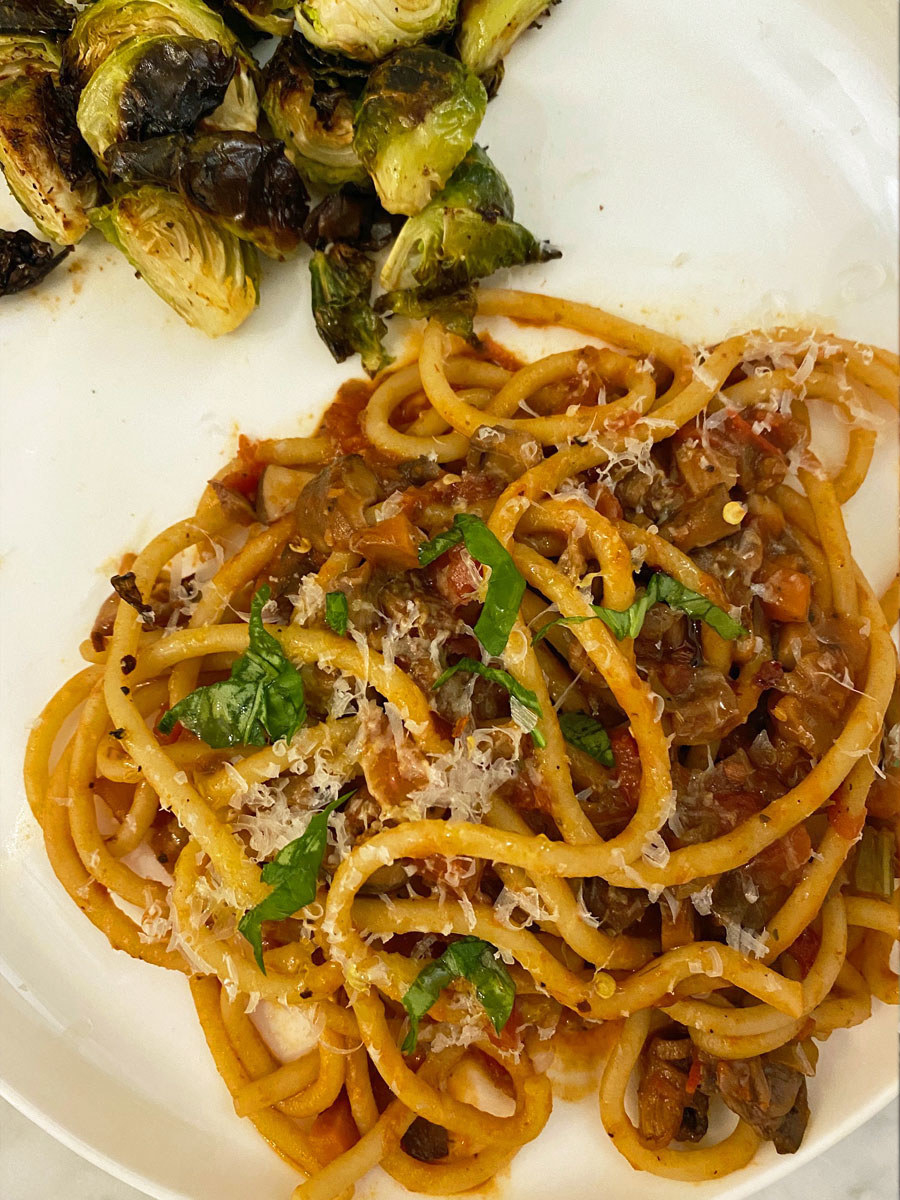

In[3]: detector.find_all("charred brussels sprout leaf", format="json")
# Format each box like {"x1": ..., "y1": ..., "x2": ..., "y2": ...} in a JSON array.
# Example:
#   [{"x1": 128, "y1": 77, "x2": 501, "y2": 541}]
[
  {"x1": 0, "y1": 34, "x2": 61, "y2": 83},
  {"x1": 457, "y1": 0, "x2": 557, "y2": 81},
  {"x1": 262, "y1": 33, "x2": 367, "y2": 189},
  {"x1": 91, "y1": 185, "x2": 260, "y2": 335},
  {"x1": 295, "y1": 0, "x2": 459, "y2": 63},
  {"x1": 376, "y1": 284, "x2": 477, "y2": 342},
  {"x1": 0, "y1": 0, "x2": 74, "y2": 35},
  {"x1": 354, "y1": 46, "x2": 486, "y2": 216},
  {"x1": 302, "y1": 186, "x2": 399, "y2": 251},
  {"x1": 217, "y1": 0, "x2": 292, "y2": 37},
  {"x1": 0, "y1": 227, "x2": 71, "y2": 294},
  {"x1": 63, "y1": 0, "x2": 258, "y2": 133},
  {"x1": 106, "y1": 131, "x2": 309, "y2": 259},
  {"x1": 380, "y1": 144, "x2": 559, "y2": 293},
  {"x1": 77, "y1": 35, "x2": 237, "y2": 161},
  {"x1": 0, "y1": 72, "x2": 97, "y2": 243},
  {"x1": 309, "y1": 243, "x2": 391, "y2": 376}
]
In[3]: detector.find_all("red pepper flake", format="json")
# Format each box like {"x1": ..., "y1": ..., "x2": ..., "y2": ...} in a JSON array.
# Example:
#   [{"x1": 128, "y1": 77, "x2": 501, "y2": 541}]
[{"x1": 686, "y1": 1052, "x2": 702, "y2": 1096}]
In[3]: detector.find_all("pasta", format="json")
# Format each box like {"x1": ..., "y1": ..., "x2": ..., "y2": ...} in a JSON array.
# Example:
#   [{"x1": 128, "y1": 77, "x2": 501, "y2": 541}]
[{"x1": 26, "y1": 289, "x2": 899, "y2": 1196}]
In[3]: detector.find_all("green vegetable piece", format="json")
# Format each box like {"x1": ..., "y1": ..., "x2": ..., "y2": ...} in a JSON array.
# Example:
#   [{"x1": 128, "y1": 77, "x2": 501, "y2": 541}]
[
  {"x1": 325, "y1": 591, "x2": 349, "y2": 636},
  {"x1": 76, "y1": 34, "x2": 237, "y2": 162},
  {"x1": 159, "y1": 585, "x2": 305, "y2": 747},
  {"x1": 63, "y1": 0, "x2": 258, "y2": 131},
  {"x1": 0, "y1": 71, "x2": 98, "y2": 244},
  {"x1": 433, "y1": 657, "x2": 542, "y2": 745},
  {"x1": 647, "y1": 573, "x2": 748, "y2": 640},
  {"x1": 375, "y1": 284, "x2": 477, "y2": 343},
  {"x1": 401, "y1": 935, "x2": 515, "y2": 1053},
  {"x1": 309, "y1": 242, "x2": 392, "y2": 377},
  {"x1": 222, "y1": 0, "x2": 293, "y2": 37},
  {"x1": 380, "y1": 145, "x2": 559, "y2": 294},
  {"x1": 0, "y1": 0, "x2": 74, "y2": 36},
  {"x1": 262, "y1": 33, "x2": 367, "y2": 190},
  {"x1": 91, "y1": 185, "x2": 260, "y2": 336},
  {"x1": 418, "y1": 512, "x2": 524, "y2": 657},
  {"x1": 354, "y1": 46, "x2": 486, "y2": 216},
  {"x1": 238, "y1": 790, "x2": 354, "y2": 972},
  {"x1": 295, "y1": 0, "x2": 459, "y2": 64},
  {"x1": 558, "y1": 712, "x2": 614, "y2": 768},
  {"x1": 853, "y1": 826, "x2": 895, "y2": 900},
  {"x1": 0, "y1": 34, "x2": 61, "y2": 85},
  {"x1": 457, "y1": 0, "x2": 556, "y2": 79}
]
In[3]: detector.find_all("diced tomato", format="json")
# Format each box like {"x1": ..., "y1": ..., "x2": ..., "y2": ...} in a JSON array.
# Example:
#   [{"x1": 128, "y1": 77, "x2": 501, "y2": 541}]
[
  {"x1": 309, "y1": 1092, "x2": 359, "y2": 1165},
  {"x1": 155, "y1": 718, "x2": 183, "y2": 746},
  {"x1": 751, "y1": 824, "x2": 812, "y2": 892},
  {"x1": 433, "y1": 545, "x2": 481, "y2": 607},
  {"x1": 867, "y1": 772, "x2": 900, "y2": 821},
  {"x1": 721, "y1": 412, "x2": 784, "y2": 458},
  {"x1": 609, "y1": 727, "x2": 642, "y2": 808},
  {"x1": 787, "y1": 925, "x2": 821, "y2": 978}
]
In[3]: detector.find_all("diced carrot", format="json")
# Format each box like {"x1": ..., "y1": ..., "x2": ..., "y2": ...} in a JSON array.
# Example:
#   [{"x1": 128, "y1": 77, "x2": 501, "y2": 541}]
[
  {"x1": 309, "y1": 1092, "x2": 359, "y2": 1166},
  {"x1": 350, "y1": 514, "x2": 422, "y2": 570},
  {"x1": 759, "y1": 567, "x2": 811, "y2": 624}
]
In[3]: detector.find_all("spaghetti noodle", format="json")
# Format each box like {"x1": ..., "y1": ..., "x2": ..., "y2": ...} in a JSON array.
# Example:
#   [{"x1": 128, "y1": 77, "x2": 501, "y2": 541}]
[{"x1": 25, "y1": 290, "x2": 900, "y2": 1196}]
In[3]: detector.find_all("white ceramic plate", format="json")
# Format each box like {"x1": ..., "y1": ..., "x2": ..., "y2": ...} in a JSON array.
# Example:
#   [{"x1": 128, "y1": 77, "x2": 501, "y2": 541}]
[{"x1": 0, "y1": 2, "x2": 897, "y2": 1198}]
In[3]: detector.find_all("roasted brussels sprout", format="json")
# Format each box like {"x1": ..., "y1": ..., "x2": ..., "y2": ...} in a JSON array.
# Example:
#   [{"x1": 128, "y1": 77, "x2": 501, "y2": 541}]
[
  {"x1": 380, "y1": 144, "x2": 558, "y2": 292},
  {"x1": 261, "y1": 34, "x2": 367, "y2": 190},
  {"x1": 63, "y1": 0, "x2": 258, "y2": 131},
  {"x1": 353, "y1": 46, "x2": 486, "y2": 215},
  {"x1": 309, "y1": 242, "x2": 391, "y2": 375},
  {"x1": 0, "y1": 0, "x2": 74, "y2": 36},
  {"x1": 0, "y1": 71, "x2": 97, "y2": 243},
  {"x1": 295, "y1": 0, "x2": 459, "y2": 63},
  {"x1": 105, "y1": 131, "x2": 309, "y2": 258},
  {"x1": 375, "y1": 283, "x2": 477, "y2": 341},
  {"x1": 0, "y1": 33, "x2": 61, "y2": 83},
  {"x1": 0, "y1": 227, "x2": 71, "y2": 294},
  {"x1": 77, "y1": 35, "x2": 237, "y2": 161},
  {"x1": 457, "y1": 0, "x2": 555, "y2": 80},
  {"x1": 91, "y1": 185, "x2": 260, "y2": 334}
]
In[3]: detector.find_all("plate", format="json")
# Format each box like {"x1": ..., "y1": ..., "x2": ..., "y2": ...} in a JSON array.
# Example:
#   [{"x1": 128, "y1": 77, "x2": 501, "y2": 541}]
[{"x1": 0, "y1": 1, "x2": 897, "y2": 1198}]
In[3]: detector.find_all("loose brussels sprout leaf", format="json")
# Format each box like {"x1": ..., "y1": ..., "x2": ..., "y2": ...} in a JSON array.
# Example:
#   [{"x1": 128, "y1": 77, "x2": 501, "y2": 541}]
[
  {"x1": 303, "y1": 186, "x2": 399, "y2": 251},
  {"x1": 0, "y1": 73, "x2": 97, "y2": 243},
  {"x1": 309, "y1": 243, "x2": 391, "y2": 376},
  {"x1": 77, "y1": 35, "x2": 237, "y2": 161},
  {"x1": 353, "y1": 46, "x2": 486, "y2": 216},
  {"x1": 0, "y1": 227, "x2": 71, "y2": 294},
  {"x1": 106, "y1": 131, "x2": 309, "y2": 259},
  {"x1": 0, "y1": 0, "x2": 73, "y2": 35},
  {"x1": 295, "y1": 0, "x2": 459, "y2": 63},
  {"x1": 91, "y1": 185, "x2": 260, "y2": 335},
  {"x1": 376, "y1": 284, "x2": 476, "y2": 342},
  {"x1": 262, "y1": 34, "x2": 367, "y2": 189},
  {"x1": 457, "y1": 0, "x2": 555, "y2": 80},
  {"x1": 221, "y1": 0, "x2": 292, "y2": 37},
  {"x1": 0, "y1": 34, "x2": 61, "y2": 84},
  {"x1": 63, "y1": 0, "x2": 258, "y2": 135},
  {"x1": 380, "y1": 144, "x2": 559, "y2": 292}
]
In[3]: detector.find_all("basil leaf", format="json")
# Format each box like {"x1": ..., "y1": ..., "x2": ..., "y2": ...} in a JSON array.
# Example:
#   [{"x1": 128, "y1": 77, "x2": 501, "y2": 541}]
[
  {"x1": 558, "y1": 712, "x2": 615, "y2": 767},
  {"x1": 418, "y1": 513, "x2": 525, "y2": 657},
  {"x1": 401, "y1": 936, "x2": 515, "y2": 1053},
  {"x1": 325, "y1": 591, "x2": 349, "y2": 636},
  {"x1": 434, "y1": 657, "x2": 542, "y2": 717},
  {"x1": 238, "y1": 789, "x2": 355, "y2": 973},
  {"x1": 648, "y1": 573, "x2": 748, "y2": 640},
  {"x1": 159, "y1": 585, "x2": 306, "y2": 748},
  {"x1": 532, "y1": 613, "x2": 596, "y2": 646},
  {"x1": 591, "y1": 590, "x2": 657, "y2": 640},
  {"x1": 418, "y1": 523, "x2": 464, "y2": 567}
]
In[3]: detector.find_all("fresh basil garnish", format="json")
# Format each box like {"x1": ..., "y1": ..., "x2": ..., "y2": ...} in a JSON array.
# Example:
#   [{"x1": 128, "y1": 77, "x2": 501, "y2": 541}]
[
  {"x1": 433, "y1": 656, "x2": 545, "y2": 746},
  {"x1": 533, "y1": 572, "x2": 747, "y2": 646},
  {"x1": 158, "y1": 585, "x2": 306, "y2": 748},
  {"x1": 418, "y1": 513, "x2": 525, "y2": 657},
  {"x1": 401, "y1": 936, "x2": 515, "y2": 1053},
  {"x1": 238, "y1": 789, "x2": 355, "y2": 973},
  {"x1": 325, "y1": 591, "x2": 349, "y2": 636},
  {"x1": 558, "y1": 712, "x2": 615, "y2": 767}
]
